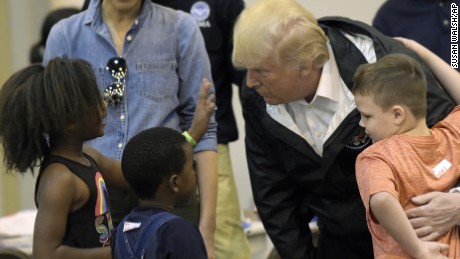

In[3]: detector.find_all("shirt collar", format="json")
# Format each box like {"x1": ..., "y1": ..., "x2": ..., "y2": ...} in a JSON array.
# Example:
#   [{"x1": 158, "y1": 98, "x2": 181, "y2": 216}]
[
  {"x1": 296, "y1": 41, "x2": 341, "y2": 106},
  {"x1": 83, "y1": 0, "x2": 99, "y2": 25}
]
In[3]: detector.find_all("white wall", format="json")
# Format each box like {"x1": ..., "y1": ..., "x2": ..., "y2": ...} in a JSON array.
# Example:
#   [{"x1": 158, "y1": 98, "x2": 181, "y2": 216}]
[
  {"x1": 49, "y1": 0, "x2": 84, "y2": 9},
  {"x1": 2, "y1": 0, "x2": 50, "y2": 216},
  {"x1": 4, "y1": 0, "x2": 385, "y2": 214}
]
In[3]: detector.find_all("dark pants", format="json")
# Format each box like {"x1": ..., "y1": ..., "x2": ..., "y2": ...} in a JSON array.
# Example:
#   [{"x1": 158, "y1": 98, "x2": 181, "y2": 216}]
[{"x1": 317, "y1": 229, "x2": 374, "y2": 259}]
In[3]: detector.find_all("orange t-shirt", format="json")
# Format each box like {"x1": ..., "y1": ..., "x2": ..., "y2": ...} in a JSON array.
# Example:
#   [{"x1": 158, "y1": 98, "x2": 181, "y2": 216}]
[{"x1": 356, "y1": 106, "x2": 460, "y2": 259}]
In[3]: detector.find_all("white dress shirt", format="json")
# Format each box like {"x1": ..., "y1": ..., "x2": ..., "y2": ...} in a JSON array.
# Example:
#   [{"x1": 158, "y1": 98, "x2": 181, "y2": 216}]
[{"x1": 267, "y1": 31, "x2": 376, "y2": 156}]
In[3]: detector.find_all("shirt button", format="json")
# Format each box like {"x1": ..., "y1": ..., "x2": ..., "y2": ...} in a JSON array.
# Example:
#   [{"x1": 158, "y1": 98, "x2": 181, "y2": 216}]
[
  {"x1": 134, "y1": 20, "x2": 139, "y2": 26},
  {"x1": 118, "y1": 143, "x2": 123, "y2": 149},
  {"x1": 443, "y1": 19, "x2": 449, "y2": 26},
  {"x1": 126, "y1": 35, "x2": 132, "y2": 41},
  {"x1": 316, "y1": 132, "x2": 321, "y2": 138},
  {"x1": 120, "y1": 114, "x2": 125, "y2": 120},
  {"x1": 439, "y1": 1, "x2": 443, "y2": 7}
]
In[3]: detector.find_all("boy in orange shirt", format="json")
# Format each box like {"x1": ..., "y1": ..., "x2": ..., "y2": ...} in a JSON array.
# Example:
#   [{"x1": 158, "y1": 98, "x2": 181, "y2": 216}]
[{"x1": 354, "y1": 53, "x2": 460, "y2": 259}]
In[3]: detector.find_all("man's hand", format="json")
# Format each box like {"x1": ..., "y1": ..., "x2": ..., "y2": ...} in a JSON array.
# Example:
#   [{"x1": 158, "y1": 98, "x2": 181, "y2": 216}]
[{"x1": 406, "y1": 191, "x2": 460, "y2": 241}]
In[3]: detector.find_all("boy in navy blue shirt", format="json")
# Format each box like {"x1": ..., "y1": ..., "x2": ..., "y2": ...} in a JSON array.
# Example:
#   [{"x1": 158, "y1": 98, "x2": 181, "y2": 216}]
[{"x1": 112, "y1": 127, "x2": 207, "y2": 259}]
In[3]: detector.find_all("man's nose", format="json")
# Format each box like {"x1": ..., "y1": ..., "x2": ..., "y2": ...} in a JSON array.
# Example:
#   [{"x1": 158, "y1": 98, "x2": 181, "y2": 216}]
[{"x1": 246, "y1": 70, "x2": 260, "y2": 88}]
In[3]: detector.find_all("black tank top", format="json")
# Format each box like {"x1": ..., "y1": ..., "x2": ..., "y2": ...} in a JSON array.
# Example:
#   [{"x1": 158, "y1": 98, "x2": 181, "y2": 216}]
[{"x1": 34, "y1": 153, "x2": 113, "y2": 248}]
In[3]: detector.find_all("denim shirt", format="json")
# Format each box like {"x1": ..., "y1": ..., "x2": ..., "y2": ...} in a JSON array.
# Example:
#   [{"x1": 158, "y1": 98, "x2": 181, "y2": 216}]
[{"x1": 43, "y1": 0, "x2": 217, "y2": 160}]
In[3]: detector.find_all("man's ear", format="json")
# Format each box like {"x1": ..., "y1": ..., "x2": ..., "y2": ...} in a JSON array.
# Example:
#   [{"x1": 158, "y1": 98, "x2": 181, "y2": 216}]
[
  {"x1": 168, "y1": 174, "x2": 180, "y2": 193},
  {"x1": 299, "y1": 62, "x2": 313, "y2": 77},
  {"x1": 392, "y1": 105, "x2": 406, "y2": 126}
]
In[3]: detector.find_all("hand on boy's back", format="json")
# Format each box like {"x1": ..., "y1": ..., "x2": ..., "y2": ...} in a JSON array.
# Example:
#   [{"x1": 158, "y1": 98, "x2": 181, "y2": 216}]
[
  {"x1": 189, "y1": 79, "x2": 215, "y2": 142},
  {"x1": 406, "y1": 191, "x2": 460, "y2": 241}
]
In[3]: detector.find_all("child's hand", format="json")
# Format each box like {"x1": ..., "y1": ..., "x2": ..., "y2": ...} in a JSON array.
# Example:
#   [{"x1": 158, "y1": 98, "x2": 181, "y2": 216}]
[
  {"x1": 394, "y1": 37, "x2": 419, "y2": 49},
  {"x1": 414, "y1": 241, "x2": 449, "y2": 259},
  {"x1": 394, "y1": 37, "x2": 429, "y2": 58},
  {"x1": 188, "y1": 79, "x2": 215, "y2": 143}
]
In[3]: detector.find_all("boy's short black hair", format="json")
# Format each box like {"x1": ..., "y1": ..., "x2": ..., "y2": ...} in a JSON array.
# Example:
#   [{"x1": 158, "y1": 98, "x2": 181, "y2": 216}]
[{"x1": 121, "y1": 127, "x2": 188, "y2": 200}]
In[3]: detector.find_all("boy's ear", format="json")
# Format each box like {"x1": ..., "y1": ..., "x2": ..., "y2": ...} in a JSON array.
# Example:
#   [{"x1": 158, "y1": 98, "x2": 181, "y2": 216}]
[
  {"x1": 168, "y1": 174, "x2": 180, "y2": 193},
  {"x1": 392, "y1": 105, "x2": 406, "y2": 125}
]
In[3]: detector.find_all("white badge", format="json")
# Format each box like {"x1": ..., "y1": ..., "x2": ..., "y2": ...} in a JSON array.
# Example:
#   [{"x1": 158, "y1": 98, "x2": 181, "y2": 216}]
[
  {"x1": 432, "y1": 159, "x2": 452, "y2": 178},
  {"x1": 123, "y1": 221, "x2": 141, "y2": 232}
]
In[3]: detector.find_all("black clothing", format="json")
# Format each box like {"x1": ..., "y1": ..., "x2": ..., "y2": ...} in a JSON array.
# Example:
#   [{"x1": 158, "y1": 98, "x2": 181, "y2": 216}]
[
  {"x1": 242, "y1": 16, "x2": 455, "y2": 259},
  {"x1": 373, "y1": 0, "x2": 459, "y2": 71},
  {"x1": 35, "y1": 154, "x2": 113, "y2": 248}
]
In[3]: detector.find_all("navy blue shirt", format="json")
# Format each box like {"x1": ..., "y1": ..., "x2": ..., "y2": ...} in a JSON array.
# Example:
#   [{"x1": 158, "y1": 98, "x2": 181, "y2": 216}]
[
  {"x1": 373, "y1": 0, "x2": 460, "y2": 71},
  {"x1": 112, "y1": 207, "x2": 207, "y2": 259}
]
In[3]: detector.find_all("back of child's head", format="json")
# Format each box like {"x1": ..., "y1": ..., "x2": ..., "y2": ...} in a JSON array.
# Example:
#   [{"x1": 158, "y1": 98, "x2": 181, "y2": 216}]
[
  {"x1": 352, "y1": 54, "x2": 427, "y2": 119},
  {"x1": 0, "y1": 57, "x2": 103, "y2": 173},
  {"x1": 121, "y1": 127, "x2": 188, "y2": 200}
]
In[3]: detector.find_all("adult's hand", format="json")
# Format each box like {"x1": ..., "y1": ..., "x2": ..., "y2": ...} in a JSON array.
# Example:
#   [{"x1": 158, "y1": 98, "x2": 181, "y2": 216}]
[{"x1": 405, "y1": 191, "x2": 460, "y2": 241}]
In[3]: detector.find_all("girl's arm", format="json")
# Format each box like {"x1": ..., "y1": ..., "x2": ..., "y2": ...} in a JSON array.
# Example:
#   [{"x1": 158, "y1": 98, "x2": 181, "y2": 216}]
[
  {"x1": 194, "y1": 150, "x2": 218, "y2": 259},
  {"x1": 187, "y1": 80, "x2": 217, "y2": 259},
  {"x1": 33, "y1": 165, "x2": 111, "y2": 259},
  {"x1": 396, "y1": 37, "x2": 460, "y2": 104},
  {"x1": 83, "y1": 146, "x2": 129, "y2": 189},
  {"x1": 370, "y1": 192, "x2": 449, "y2": 259},
  {"x1": 84, "y1": 80, "x2": 215, "y2": 189}
]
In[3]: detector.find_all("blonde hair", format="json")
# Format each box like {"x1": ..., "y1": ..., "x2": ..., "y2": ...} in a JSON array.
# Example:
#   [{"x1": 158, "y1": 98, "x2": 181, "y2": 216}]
[
  {"x1": 232, "y1": 0, "x2": 329, "y2": 70},
  {"x1": 353, "y1": 54, "x2": 427, "y2": 119}
]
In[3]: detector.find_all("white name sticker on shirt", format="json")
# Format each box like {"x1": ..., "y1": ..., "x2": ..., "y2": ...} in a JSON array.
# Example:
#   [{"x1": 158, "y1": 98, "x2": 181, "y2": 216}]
[
  {"x1": 432, "y1": 159, "x2": 452, "y2": 178},
  {"x1": 123, "y1": 221, "x2": 141, "y2": 232}
]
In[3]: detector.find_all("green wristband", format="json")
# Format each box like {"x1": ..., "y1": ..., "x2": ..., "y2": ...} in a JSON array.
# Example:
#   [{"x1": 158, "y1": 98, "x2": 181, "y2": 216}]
[{"x1": 182, "y1": 131, "x2": 197, "y2": 147}]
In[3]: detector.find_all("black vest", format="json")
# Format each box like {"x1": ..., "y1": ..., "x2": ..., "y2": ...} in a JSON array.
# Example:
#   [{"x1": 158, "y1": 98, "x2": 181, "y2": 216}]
[{"x1": 35, "y1": 153, "x2": 113, "y2": 248}]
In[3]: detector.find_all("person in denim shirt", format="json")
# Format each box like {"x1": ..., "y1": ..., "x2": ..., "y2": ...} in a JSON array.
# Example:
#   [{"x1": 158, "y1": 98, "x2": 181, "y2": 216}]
[{"x1": 43, "y1": 0, "x2": 218, "y2": 257}]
